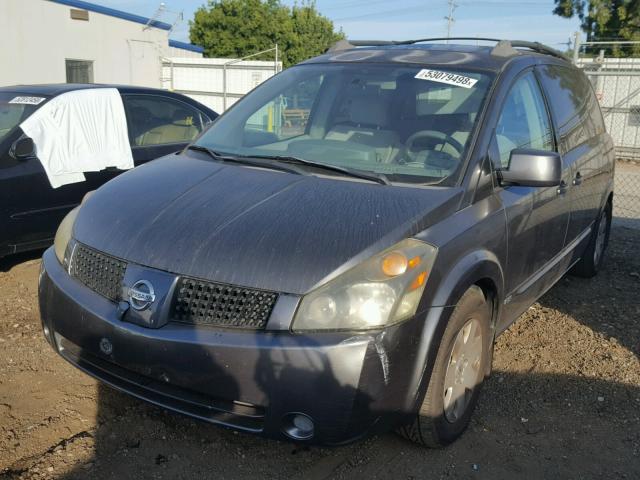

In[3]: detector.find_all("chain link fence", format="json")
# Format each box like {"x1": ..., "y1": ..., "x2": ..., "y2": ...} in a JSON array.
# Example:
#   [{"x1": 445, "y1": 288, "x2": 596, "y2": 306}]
[{"x1": 576, "y1": 47, "x2": 640, "y2": 228}]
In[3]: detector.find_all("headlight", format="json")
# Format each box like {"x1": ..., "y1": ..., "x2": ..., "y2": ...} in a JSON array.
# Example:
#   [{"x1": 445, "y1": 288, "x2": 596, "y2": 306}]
[
  {"x1": 54, "y1": 206, "x2": 79, "y2": 265},
  {"x1": 293, "y1": 239, "x2": 437, "y2": 331},
  {"x1": 53, "y1": 191, "x2": 94, "y2": 265}
]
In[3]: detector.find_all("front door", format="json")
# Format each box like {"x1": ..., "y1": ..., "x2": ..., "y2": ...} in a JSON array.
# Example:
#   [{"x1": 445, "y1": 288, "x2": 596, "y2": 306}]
[
  {"x1": 121, "y1": 94, "x2": 207, "y2": 165},
  {"x1": 491, "y1": 70, "x2": 571, "y2": 325},
  {"x1": 0, "y1": 128, "x2": 90, "y2": 254}
]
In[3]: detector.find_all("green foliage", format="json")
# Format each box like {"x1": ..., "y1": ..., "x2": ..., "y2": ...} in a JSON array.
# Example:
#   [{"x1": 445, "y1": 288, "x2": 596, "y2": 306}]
[
  {"x1": 189, "y1": 0, "x2": 345, "y2": 67},
  {"x1": 553, "y1": 0, "x2": 640, "y2": 55}
]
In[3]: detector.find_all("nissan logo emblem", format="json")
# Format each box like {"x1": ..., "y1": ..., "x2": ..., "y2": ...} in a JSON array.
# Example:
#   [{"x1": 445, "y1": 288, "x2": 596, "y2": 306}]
[{"x1": 128, "y1": 280, "x2": 156, "y2": 311}]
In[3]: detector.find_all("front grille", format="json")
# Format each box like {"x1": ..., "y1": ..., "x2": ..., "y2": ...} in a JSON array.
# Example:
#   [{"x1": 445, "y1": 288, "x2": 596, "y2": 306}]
[
  {"x1": 71, "y1": 244, "x2": 126, "y2": 302},
  {"x1": 171, "y1": 277, "x2": 278, "y2": 329}
]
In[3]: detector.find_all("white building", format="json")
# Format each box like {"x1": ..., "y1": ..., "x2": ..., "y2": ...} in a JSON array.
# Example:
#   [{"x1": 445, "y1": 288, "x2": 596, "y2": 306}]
[{"x1": 0, "y1": 0, "x2": 204, "y2": 88}]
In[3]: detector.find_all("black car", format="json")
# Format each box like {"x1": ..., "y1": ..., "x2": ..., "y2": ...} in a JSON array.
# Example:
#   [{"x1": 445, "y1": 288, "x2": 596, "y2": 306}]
[
  {"x1": 0, "y1": 84, "x2": 217, "y2": 258},
  {"x1": 39, "y1": 39, "x2": 614, "y2": 447}
]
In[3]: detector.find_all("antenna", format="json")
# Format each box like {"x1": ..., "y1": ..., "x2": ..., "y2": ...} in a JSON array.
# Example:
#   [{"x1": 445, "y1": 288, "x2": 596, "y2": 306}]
[
  {"x1": 144, "y1": 2, "x2": 184, "y2": 33},
  {"x1": 144, "y1": 2, "x2": 165, "y2": 31}
]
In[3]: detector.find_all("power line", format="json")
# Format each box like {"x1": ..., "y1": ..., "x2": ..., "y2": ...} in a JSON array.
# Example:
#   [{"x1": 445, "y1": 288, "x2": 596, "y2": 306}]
[
  {"x1": 334, "y1": 5, "x2": 428, "y2": 22},
  {"x1": 332, "y1": 0, "x2": 551, "y2": 23},
  {"x1": 321, "y1": 0, "x2": 400, "y2": 11}
]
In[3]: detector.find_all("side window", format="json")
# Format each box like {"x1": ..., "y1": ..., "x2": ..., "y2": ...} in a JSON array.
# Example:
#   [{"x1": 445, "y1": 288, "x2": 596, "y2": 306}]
[
  {"x1": 537, "y1": 65, "x2": 597, "y2": 150},
  {"x1": 244, "y1": 76, "x2": 324, "y2": 143},
  {"x1": 495, "y1": 71, "x2": 554, "y2": 168},
  {"x1": 122, "y1": 95, "x2": 205, "y2": 147}
]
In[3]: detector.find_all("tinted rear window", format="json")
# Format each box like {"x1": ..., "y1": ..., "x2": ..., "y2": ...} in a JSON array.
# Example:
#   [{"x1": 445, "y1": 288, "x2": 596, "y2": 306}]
[{"x1": 537, "y1": 65, "x2": 604, "y2": 150}]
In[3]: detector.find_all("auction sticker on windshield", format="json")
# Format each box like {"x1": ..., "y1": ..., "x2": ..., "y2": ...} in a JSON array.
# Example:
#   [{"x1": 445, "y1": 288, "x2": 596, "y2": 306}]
[
  {"x1": 9, "y1": 96, "x2": 46, "y2": 105},
  {"x1": 414, "y1": 69, "x2": 478, "y2": 89}
]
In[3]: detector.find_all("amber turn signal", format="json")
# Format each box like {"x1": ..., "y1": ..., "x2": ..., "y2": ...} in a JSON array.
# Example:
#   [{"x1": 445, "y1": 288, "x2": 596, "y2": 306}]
[{"x1": 409, "y1": 271, "x2": 428, "y2": 291}]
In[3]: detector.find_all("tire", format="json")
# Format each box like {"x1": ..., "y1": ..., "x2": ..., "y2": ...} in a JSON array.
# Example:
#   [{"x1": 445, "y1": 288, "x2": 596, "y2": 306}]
[
  {"x1": 398, "y1": 285, "x2": 492, "y2": 448},
  {"x1": 570, "y1": 200, "x2": 612, "y2": 278}
]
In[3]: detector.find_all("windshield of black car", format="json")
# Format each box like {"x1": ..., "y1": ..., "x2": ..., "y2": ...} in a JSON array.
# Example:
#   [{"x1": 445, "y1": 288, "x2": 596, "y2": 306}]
[
  {"x1": 194, "y1": 64, "x2": 493, "y2": 186},
  {"x1": 0, "y1": 93, "x2": 44, "y2": 143},
  {"x1": 196, "y1": 63, "x2": 492, "y2": 185}
]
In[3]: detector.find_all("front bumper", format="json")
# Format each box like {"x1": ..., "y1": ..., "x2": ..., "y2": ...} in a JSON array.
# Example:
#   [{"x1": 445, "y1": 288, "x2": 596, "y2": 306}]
[{"x1": 38, "y1": 247, "x2": 427, "y2": 445}]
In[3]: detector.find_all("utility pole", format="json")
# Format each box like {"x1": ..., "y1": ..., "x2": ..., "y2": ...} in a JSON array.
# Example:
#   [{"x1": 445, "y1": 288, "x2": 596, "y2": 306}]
[
  {"x1": 572, "y1": 31, "x2": 581, "y2": 64},
  {"x1": 445, "y1": 0, "x2": 457, "y2": 40}
]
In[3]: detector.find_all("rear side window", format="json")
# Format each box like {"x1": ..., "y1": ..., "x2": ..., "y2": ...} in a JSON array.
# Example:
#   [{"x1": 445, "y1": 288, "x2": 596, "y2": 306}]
[
  {"x1": 537, "y1": 65, "x2": 604, "y2": 151},
  {"x1": 122, "y1": 95, "x2": 205, "y2": 147},
  {"x1": 494, "y1": 71, "x2": 554, "y2": 168}
]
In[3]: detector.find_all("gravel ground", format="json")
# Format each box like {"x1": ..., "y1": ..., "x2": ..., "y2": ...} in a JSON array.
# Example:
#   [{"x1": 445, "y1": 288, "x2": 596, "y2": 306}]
[{"x1": 0, "y1": 226, "x2": 638, "y2": 480}]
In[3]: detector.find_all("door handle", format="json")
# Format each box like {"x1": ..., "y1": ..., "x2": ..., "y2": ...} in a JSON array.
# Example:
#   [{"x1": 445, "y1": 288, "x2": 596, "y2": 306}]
[
  {"x1": 557, "y1": 180, "x2": 568, "y2": 195},
  {"x1": 572, "y1": 172, "x2": 583, "y2": 186}
]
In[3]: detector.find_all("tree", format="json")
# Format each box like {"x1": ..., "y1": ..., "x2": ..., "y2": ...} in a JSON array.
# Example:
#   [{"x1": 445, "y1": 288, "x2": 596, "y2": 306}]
[
  {"x1": 553, "y1": 0, "x2": 640, "y2": 55},
  {"x1": 189, "y1": 0, "x2": 344, "y2": 68}
]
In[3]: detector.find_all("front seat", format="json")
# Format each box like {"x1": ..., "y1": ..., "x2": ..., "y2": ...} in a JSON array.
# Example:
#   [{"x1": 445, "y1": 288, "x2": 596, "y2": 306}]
[{"x1": 324, "y1": 96, "x2": 401, "y2": 163}]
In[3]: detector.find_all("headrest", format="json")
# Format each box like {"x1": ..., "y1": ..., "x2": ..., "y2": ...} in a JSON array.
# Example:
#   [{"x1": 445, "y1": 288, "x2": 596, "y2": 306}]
[{"x1": 172, "y1": 109, "x2": 195, "y2": 127}]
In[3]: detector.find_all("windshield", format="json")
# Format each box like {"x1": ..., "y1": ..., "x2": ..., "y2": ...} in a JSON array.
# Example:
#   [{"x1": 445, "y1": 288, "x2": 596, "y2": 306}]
[
  {"x1": 195, "y1": 64, "x2": 493, "y2": 185},
  {"x1": 0, "y1": 93, "x2": 45, "y2": 143}
]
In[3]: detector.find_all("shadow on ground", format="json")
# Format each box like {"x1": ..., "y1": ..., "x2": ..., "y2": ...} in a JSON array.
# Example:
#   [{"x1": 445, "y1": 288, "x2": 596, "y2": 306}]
[
  {"x1": 0, "y1": 248, "x2": 45, "y2": 273},
  {"x1": 539, "y1": 223, "x2": 640, "y2": 356},
  {"x1": 47, "y1": 371, "x2": 639, "y2": 480}
]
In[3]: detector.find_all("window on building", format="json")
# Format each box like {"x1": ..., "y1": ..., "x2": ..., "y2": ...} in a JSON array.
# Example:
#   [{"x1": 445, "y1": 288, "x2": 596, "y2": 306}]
[{"x1": 66, "y1": 60, "x2": 94, "y2": 84}]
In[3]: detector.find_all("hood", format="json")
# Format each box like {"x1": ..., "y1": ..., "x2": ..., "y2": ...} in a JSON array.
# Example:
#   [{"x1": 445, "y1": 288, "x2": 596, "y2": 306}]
[{"x1": 74, "y1": 154, "x2": 462, "y2": 295}]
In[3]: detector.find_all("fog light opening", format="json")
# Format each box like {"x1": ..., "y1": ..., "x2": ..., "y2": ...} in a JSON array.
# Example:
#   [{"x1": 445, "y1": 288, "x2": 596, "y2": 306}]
[{"x1": 281, "y1": 413, "x2": 314, "y2": 440}]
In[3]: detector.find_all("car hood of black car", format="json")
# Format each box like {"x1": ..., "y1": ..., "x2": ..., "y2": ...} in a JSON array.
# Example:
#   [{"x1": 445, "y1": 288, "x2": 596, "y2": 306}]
[{"x1": 73, "y1": 154, "x2": 463, "y2": 295}]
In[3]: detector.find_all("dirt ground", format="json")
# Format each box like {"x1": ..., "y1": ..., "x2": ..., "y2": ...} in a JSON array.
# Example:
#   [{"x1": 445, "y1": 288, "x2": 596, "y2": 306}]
[{"x1": 0, "y1": 226, "x2": 638, "y2": 480}]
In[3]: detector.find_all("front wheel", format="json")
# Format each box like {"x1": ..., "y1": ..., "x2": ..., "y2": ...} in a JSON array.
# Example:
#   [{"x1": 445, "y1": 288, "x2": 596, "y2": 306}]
[
  {"x1": 571, "y1": 201, "x2": 612, "y2": 278},
  {"x1": 398, "y1": 286, "x2": 492, "y2": 448}
]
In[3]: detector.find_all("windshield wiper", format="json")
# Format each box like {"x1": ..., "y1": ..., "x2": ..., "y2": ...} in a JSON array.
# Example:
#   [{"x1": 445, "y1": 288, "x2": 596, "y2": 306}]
[
  {"x1": 186, "y1": 145, "x2": 308, "y2": 177},
  {"x1": 244, "y1": 154, "x2": 390, "y2": 186}
]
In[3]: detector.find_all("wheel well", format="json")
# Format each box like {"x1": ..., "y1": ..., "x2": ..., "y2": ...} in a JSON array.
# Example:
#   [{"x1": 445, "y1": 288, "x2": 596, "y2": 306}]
[{"x1": 474, "y1": 278, "x2": 499, "y2": 329}]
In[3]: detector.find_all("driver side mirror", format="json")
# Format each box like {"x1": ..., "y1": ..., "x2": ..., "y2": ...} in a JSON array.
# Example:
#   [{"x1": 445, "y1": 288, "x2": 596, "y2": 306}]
[
  {"x1": 10, "y1": 137, "x2": 35, "y2": 160},
  {"x1": 499, "y1": 148, "x2": 561, "y2": 187}
]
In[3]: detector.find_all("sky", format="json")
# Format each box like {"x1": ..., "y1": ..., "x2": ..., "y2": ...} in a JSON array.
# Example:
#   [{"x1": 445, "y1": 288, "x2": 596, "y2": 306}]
[{"x1": 97, "y1": 0, "x2": 582, "y2": 50}]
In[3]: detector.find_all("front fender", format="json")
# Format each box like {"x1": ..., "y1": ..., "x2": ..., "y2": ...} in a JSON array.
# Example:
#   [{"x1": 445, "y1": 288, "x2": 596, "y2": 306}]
[
  {"x1": 401, "y1": 195, "x2": 507, "y2": 415},
  {"x1": 401, "y1": 252, "x2": 505, "y2": 414}
]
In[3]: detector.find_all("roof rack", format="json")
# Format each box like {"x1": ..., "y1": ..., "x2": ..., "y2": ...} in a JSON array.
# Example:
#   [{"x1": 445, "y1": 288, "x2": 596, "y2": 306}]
[{"x1": 328, "y1": 37, "x2": 569, "y2": 61}]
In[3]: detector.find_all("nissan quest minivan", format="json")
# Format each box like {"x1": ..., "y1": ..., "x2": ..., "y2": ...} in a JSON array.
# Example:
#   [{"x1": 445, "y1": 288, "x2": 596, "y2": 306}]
[{"x1": 39, "y1": 39, "x2": 614, "y2": 447}]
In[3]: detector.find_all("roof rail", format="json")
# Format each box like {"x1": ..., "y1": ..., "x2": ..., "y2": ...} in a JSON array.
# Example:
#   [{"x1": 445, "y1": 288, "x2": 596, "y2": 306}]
[
  {"x1": 503, "y1": 40, "x2": 568, "y2": 60},
  {"x1": 328, "y1": 37, "x2": 569, "y2": 61}
]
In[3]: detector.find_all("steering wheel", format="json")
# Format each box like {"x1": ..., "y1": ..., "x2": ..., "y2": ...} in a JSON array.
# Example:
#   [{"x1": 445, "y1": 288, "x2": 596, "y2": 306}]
[{"x1": 405, "y1": 130, "x2": 465, "y2": 160}]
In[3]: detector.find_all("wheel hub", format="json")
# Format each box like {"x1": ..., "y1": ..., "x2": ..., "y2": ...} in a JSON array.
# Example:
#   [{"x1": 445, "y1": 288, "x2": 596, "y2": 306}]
[{"x1": 443, "y1": 318, "x2": 483, "y2": 423}]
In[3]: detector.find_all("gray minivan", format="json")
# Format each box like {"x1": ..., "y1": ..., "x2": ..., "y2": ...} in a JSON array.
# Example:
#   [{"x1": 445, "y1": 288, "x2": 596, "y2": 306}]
[{"x1": 39, "y1": 39, "x2": 614, "y2": 447}]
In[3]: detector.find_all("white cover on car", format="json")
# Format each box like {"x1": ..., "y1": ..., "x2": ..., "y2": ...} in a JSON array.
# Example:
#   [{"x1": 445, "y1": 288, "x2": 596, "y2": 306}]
[{"x1": 20, "y1": 88, "x2": 134, "y2": 188}]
